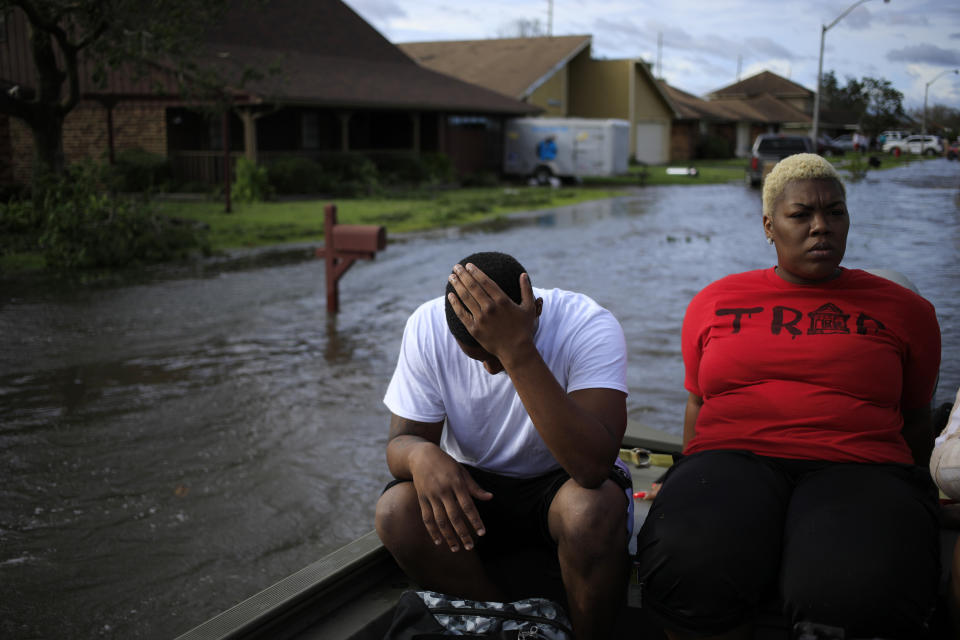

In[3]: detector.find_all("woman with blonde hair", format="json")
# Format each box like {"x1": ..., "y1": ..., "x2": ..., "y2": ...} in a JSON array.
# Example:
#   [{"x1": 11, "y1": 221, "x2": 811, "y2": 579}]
[{"x1": 634, "y1": 153, "x2": 942, "y2": 639}]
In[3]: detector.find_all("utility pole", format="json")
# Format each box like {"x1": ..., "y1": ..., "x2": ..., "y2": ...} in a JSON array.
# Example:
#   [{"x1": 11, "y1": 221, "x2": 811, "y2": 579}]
[
  {"x1": 812, "y1": 0, "x2": 890, "y2": 144},
  {"x1": 923, "y1": 69, "x2": 959, "y2": 144}
]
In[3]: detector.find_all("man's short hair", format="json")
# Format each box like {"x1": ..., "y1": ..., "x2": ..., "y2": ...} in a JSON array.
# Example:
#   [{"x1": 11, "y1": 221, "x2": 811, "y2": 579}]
[{"x1": 444, "y1": 252, "x2": 529, "y2": 348}]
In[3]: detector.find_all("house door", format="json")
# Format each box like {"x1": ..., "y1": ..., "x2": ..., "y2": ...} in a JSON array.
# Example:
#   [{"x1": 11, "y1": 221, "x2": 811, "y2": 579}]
[{"x1": 634, "y1": 122, "x2": 667, "y2": 164}]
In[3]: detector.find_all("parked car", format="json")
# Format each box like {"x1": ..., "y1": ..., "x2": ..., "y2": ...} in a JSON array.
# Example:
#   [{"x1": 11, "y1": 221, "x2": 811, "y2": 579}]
[
  {"x1": 904, "y1": 134, "x2": 944, "y2": 156},
  {"x1": 746, "y1": 134, "x2": 814, "y2": 187},
  {"x1": 831, "y1": 134, "x2": 855, "y2": 152},
  {"x1": 881, "y1": 130, "x2": 910, "y2": 154},
  {"x1": 818, "y1": 135, "x2": 844, "y2": 156}
]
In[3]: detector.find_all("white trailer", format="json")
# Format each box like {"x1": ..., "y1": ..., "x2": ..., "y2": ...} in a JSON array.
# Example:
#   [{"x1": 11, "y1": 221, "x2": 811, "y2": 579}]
[{"x1": 503, "y1": 117, "x2": 630, "y2": 183}]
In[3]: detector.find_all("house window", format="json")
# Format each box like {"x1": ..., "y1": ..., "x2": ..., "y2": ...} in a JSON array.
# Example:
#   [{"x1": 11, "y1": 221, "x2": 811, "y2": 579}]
[
  {"x1": 448, "y1": 115, "x2": 499, "y2": 131},
  {"x1": 302, "y1": 112, "x2": 319, "y2": 149}
]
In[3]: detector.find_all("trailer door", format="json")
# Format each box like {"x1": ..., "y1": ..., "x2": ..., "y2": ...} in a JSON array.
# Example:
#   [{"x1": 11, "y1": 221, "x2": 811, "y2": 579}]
[{"x1": 573, "y1": 127, "x2": 605, "y2": 175}]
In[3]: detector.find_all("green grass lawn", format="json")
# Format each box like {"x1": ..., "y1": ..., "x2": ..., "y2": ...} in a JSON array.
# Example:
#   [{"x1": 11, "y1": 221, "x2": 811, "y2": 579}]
[
  {"x1": 153, "y1": 185, "x2": 626, "y2": 253},
  {"x1": 1, "y1": 152, "x2": 944, "y2": 275},
  {"x1": 585, "y1": 158, "x2": 747, "y2": 187}
]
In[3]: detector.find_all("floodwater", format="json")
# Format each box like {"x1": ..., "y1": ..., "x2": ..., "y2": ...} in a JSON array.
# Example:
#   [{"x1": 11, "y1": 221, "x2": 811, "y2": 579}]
[{"x1": 2, "y1": 159, "x2": 958, "y2": 639}]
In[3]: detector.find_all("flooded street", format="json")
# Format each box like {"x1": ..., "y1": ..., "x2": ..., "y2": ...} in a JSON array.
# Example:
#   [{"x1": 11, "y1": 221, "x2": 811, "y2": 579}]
[{"x1": 2, "y1": 159, "x2": 959, "y2": 639}]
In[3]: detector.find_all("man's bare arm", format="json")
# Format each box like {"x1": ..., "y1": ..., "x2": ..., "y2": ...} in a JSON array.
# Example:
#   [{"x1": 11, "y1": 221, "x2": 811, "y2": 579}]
[
  {"x1": 448, "y1": 263, "x2": 626, "y2": 488},
  {"x1": 385, "y1": 413, "x2": 444, "y2": 480},
  {"x1": 386, "y1": 413, "x2": 492, "y2": 552}
]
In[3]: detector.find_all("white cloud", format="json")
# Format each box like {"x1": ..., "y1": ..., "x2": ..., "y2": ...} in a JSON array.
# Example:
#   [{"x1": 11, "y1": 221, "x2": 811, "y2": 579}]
[{"x1": 345, "y1": 0, "x2": 960, "y2": 108}]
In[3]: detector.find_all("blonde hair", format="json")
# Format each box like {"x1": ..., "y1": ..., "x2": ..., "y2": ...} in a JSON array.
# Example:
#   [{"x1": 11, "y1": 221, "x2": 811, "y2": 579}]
[{"x1": 762, "y1": 153, "x2": 845, "y2": 218}]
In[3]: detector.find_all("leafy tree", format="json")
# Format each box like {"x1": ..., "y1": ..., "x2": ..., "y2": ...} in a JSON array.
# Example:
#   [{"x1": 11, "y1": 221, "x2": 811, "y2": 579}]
[
  {"x1": 859, "y1": 77, "x2": 905, "y2": 137},
  {"x1": 909, "y1": 104, "x2": 960, "y2": 139},
  {"x1": 820, "y1": 71, "x2": 866, "y2": 115},
  {"x1": 820, "y1": 71, "x2": 905, "y2": 138},
  {"x1": 0, "y1": 0, "x2": 233, "y2": 185}
]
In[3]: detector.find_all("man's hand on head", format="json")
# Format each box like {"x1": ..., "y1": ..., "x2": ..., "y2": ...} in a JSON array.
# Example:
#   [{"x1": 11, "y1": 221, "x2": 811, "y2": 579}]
[{"x1": 447, "y1": 263, "x2": 541, "y2": 361}]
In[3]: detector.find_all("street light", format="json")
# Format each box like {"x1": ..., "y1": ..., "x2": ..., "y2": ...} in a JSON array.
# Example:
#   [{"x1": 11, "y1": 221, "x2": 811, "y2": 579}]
[
  {"x1": 923, "y1": 68, "x2": 959, "y2": 143},
  {"x1": 811, "y1": 0, "x2": 890, "y2": 145}
]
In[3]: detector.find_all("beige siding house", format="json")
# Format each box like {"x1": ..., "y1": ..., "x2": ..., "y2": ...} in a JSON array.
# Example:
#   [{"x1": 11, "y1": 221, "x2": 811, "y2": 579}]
[{"x1": 400, "y1": 37, "x2": 679, "y2": 164}]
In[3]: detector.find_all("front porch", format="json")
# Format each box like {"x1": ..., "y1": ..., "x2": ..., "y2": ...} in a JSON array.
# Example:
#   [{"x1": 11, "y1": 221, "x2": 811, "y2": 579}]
[{"x1": 166, "y1": 106, "x2": 507, "y2": 185}]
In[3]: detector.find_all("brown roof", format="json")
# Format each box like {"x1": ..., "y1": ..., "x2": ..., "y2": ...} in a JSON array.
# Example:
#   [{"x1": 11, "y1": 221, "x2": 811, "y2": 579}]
[
  {"x1": 199, "y1": 44, "x2": 539, "y2": 113},
  {"x1": 1, "y1": 0, "x2": 537, "y2": 115},
  {"x1": 660, "y1": 83, "x2": 733, "y2": 121},
  {"x1": 204, "y1": 0, "x2": 410, "y2": 64},
  {"x1": 198, "y1": 0, "x2": 538, "y2": 114},
  {"x1": 708, "y1": 70, "x2": 812, "y2": 100},
  {"x1": 712, "y1": 93, "x2": 811, "y2": 124},
  {"x1": 660, "y1": 79, "x2": 811, "y2": 126},
  {"x1": 398, "y1": 36, "x2": 592, "y2": 100}
]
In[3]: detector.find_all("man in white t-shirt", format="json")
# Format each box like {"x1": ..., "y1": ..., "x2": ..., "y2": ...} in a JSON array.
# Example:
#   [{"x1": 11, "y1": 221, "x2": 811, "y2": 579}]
[{"x1": 375, "y1": 251, "x2": 631, "y2": 639}]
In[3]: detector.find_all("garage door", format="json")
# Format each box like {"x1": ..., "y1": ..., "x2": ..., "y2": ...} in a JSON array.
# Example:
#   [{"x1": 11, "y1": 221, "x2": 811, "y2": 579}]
[{"x1": 634, "y1": 122, "x2": 667, "y2": 164}]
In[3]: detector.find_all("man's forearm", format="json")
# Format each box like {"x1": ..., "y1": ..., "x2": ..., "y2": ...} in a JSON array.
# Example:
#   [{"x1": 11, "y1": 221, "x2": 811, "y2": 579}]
[
  {"x1": 386, "y1": 435, "x2": 442, "y2": 480},
  {"x1": 501, "y1": 342, "x2": 624, "y2": 488}
]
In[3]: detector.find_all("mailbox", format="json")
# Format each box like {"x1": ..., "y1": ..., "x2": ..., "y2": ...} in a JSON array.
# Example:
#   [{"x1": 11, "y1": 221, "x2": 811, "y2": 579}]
[
  {"x1": 331, "y1": 224, "x2": 387, "y2": 254},
  {"x1": 318, "y1": 203, "x2": 387, "y2": 313}
]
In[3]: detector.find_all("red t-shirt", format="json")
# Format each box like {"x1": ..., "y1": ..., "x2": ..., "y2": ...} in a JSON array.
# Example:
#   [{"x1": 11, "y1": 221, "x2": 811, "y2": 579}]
[{"x1": 682, "y1": 267, "x2": 941, "y2": 463}]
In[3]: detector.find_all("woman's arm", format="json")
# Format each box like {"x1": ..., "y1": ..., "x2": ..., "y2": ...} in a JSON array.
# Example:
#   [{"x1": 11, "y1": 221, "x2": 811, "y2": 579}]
[
  {"x1": 901, "y1": 405, "x2": 933, "y2": 467},
  {"x1": 683, "y1": 392, "x2": 704, "y2": 449}
]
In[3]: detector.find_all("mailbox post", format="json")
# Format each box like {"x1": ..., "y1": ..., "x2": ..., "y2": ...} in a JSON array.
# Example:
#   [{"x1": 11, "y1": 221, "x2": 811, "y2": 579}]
[{"x1": 315, "y1": 204, "x2": 386, "y2": 313}]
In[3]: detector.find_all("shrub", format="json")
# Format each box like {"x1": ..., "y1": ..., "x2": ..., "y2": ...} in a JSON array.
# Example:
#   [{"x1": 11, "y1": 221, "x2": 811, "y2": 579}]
[
  {"x1": 367, "y1": 152, "x2": 457, "y2": 187},
  {"x1": 316, "y1": 153, "x2": 379, "y2": 196},
  {"x1": 267, "y1": 157, "x2": 324, "y2": 194},
  {"x1": 0, "y1": 198, "x2": 45, "y2": 255},
  {"x1": 420, "y1": 153, "x2": 456, "y2": 185},
  {"x1": 232, "y1": 156, "x2": 273, "y2": 202},
  {"x1": 34, "y1": 162, "x2": 209, "y2": 269},
  {"x1": 459, "y1": 171, "x2": 500, "y2": 188},
  {"x1": 366, "y1": 152, "x2": 425, "y2": 185},
  {"x1": 111, "y1": 147, "x2": 173, "y2": 192}
]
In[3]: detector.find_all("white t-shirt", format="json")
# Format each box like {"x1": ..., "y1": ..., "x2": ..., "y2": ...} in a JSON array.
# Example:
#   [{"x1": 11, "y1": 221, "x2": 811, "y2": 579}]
[{"x1": 383, "y1": 287, "x2": 628, "y2": 477}]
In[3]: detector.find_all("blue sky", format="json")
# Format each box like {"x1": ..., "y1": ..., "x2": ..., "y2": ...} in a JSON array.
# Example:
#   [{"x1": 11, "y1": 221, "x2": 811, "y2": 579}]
[{"x1": 345, "y1": 0, "x2": 960, "y2": 111}]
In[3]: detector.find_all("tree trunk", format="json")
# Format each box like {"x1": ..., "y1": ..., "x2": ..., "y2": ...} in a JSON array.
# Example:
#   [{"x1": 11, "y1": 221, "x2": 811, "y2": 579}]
[
  {"x1": 26, "y1": 20, "x2": 69, "y2": 186},
  {"x1": 30, "y1": 108, "x2": 66, "y2": 184}
]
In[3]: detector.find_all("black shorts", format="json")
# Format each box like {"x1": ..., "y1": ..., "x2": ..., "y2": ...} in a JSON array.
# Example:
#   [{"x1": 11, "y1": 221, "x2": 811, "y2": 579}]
[{"x1": 383, "y1": 463, "x2": 632, "y2": 558}]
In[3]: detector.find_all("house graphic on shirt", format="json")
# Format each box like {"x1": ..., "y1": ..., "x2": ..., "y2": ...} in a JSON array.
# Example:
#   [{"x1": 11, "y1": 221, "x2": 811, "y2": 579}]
[{"x1": 807, "y1": 303, "x2": 850, "y2": 334}]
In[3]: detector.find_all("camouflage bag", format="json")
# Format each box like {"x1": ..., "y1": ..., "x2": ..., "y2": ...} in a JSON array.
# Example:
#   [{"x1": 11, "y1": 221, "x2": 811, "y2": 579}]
[{"x1": 383, "y1": 589, "x2": 573, "y2": 640}]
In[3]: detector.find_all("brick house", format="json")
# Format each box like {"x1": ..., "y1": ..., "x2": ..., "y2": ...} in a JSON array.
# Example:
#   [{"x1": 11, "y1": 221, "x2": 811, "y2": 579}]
[
  {"x1": 660, "y1": 83, "x2": 739, "y2": 161},
  {"x1": 705, "y1": 71, "x2": 815, "y2": 157},
  {"x1": 400, "y1": 37, "x2": 680, "y2": 164},
  {"x1": 0, "y1": 0, "x2": 538, "y2": 187}
]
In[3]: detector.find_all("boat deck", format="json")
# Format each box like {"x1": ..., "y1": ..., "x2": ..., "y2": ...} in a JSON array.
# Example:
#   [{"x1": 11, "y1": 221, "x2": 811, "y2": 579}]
[
  {"x1": 174, "y1": 422, "x2": 959, "y2": 639},
  {"x1": 174, "y1": 421, "x2": 678, "y2": 640}
]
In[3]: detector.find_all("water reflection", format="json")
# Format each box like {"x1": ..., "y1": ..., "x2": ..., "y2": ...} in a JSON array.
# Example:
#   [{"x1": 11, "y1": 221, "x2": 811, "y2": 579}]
[{"x1": 1, "y1": 159, "x2": 958, "y2": 639}]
